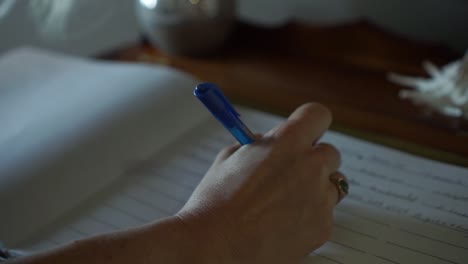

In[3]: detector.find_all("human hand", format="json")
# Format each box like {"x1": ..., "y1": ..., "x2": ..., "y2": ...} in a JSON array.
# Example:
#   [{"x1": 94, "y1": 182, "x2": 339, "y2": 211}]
[{"x1": 177, "y1": 103, "x2": 347, "y2": 264}]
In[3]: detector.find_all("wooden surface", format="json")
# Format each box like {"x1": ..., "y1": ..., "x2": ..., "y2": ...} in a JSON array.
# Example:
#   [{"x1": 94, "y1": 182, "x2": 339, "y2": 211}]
[{"x1": 104, "y1": 21, "x2": 468, "y2": 165}]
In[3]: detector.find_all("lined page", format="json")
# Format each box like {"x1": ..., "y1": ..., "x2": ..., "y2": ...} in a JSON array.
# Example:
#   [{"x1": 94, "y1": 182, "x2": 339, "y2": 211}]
[
  {"x1": 21, "y1": 109, "x2": 468, "y2": 264},
  {"x1": 19, "y1": 117, "x2": 233, "y2": 250},
  {"x1": 0, "y1": 47, "x2": 209, "y2": 246}
]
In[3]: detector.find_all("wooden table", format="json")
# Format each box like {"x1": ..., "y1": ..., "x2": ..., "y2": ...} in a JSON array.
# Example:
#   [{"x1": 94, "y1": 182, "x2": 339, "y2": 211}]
[{"x1": 104, "y1": 20, "x2": 468, "y2": 166}]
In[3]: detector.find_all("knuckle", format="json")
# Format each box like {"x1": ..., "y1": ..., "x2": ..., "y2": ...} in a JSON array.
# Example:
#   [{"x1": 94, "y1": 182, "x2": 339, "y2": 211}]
[
  {"x1": 308, "y1": 150, "x2": 328, "y2": 167},
  {"x1": 317, "y1": 142, "x2": 339, "y2": 154},
  {"x1": 314, "y1": 143, "x2": 341, "y2": 164},
  {"x1": 305, "y1": 148, "x2": 324, "y2": 163}
]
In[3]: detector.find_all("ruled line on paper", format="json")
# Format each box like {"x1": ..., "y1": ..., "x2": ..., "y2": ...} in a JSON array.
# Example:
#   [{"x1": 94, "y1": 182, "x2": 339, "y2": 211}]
[
  {"x1": 149, "y1": 174, "x2": 196, "y2": 194},
  {"x1": 133, "y1": 180, "x2": 187, "y2": 205},
  {"x1": 105, "y1": 195, "x2": 166, "y2": 222},
  {"x1": 344, "y1": 194, "x2": 468, "y2": 237},
  {"x1": 386, "y1": 241, "x2": 460, "y2": 264},
  {"x1": 144, "y1": 177, "x2": 193, "y2": 200},
  {"x1": 178, "y1": 151, "x2": 214, "y2": 167},
  {"x1": 166, "y1": 161, "x2": 206, "y2": 178},
  {"x1": 101, "y1": 202, "x2": 149, "y2": 224},
  {"x1": 86, "y1": 215, "x2": 120, "y2": 231},
  {"x1": 196, "y1": 140, "x2": 226, "y2": 154},
  {"x1": 42, "y1": 240, "x2": 60, "y2": 247},
  {"x1": 335, "y1": 208, "x2": 391, "y2": 227},
  {"x1": 328, "y1": 240, "x2": 366, "y2": 254},
  {"x1": 367, "y1": 156, "x2": 468, "y2": 188},
  {"x1": 334, "y1": 224, "x2": 378, "y2": 240},
  {"x1": 49, "y1": 229, "x2": 83, "y2": 245},
  {"x1": 420, "y1": 202, "x2": 468, "y2": 221},
  {"x1": 91, "y1": 206, "x2": 142, "y2": 229},
  {"x1": 23, "y1": 241, "x2": 56, "y2": 253},
  {"x1": 369, "y1": 254, "x2": 400, "y2": 264},
  {"x1": 67, "y1": 226, "x2": 89, "y2": 238},
  {"x1": 313, "y1": 253, "x2": 345, "y2": 264},
  {"x1": 342, "y1": 165, "x2": 423, "y2": 191},
  {"x1": 121, "y1": 190, "x2": 173, "y2": 216},
  {"x1": 156, "y1": 169, "x2": 201, "y2": 190},
  {"x1": 399, "y1": 228, "x2": 468, "y2": 251},
  {"x1": 47, "y1": 237, "x2": 62, "y2": 246}
]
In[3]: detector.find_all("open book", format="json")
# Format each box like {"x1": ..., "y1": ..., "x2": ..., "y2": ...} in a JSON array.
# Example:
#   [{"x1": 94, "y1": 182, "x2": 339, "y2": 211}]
[{"x1": 1, "y1": 48, "x2": 467, "y2": 264}]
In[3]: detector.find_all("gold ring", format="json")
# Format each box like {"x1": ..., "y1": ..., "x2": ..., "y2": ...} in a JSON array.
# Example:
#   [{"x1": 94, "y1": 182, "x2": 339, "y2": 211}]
[{"x1": 329, "y1": 173, "x2": 349, "y2": 203}]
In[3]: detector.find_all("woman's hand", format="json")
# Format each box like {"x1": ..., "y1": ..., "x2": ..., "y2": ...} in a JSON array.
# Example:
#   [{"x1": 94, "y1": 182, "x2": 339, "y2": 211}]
[
  {"x1": 9, "y1": 103, "x2": 346, "y2": 264},
  {"x1": 177, "y1": 103, "x2": 346, "y2": 264}
]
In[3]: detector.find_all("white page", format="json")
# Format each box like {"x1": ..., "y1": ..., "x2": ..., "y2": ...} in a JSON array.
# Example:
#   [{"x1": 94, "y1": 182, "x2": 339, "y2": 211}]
[
  {"x1": 0, "y1": 47, "x2": 209, "y2": 246},
  {"x1": 18, "y1": 108, "x2": 468, "y2": 264}
]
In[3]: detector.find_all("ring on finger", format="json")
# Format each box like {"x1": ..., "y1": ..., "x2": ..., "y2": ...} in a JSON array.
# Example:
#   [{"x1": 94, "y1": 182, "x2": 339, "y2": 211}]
[{"x1": 329, "y1": 172, "x2": 349, "y2": 203}]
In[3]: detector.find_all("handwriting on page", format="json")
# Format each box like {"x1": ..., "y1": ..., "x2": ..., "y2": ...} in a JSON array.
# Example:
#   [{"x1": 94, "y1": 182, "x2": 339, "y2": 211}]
[
  {"x1": 305, "y1": 132, "x2": 468, "y2": 264},
  {"x1": 21, "y1": 111, "x2": 468, "y2": 264}
]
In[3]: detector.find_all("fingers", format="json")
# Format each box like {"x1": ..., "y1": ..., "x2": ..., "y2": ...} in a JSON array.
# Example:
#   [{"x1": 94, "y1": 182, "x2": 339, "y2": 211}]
[
  {"x1": 305, "y1": 142, "x2": 344, "y2": 207},
  {"x1": 311, "y1": 143, "x2": 341, "y2": 176},
  {"x1": 215, "y1": 133, "x2": 264, "y2": 162},
  {"x1": 307, "y1": 143, "x2": 346, "y2": 208},
  {"x1": 215, "y1": 144, "x2": 241, "y2": 162},
  {"x1": 328, "y1": 171, "x2": 348, "y2": 206},
  {"x1": 267, "y1": 103, "x2": 332, "y2": 148}
]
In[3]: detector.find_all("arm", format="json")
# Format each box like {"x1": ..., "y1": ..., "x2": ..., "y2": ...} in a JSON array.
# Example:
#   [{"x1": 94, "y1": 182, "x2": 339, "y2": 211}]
[
  {"x1": 9, "y1": 103, "x2": 345, "y2": 264},
  {"x1": 8, "y1": 216, "x2": 224, "y2": 264}
]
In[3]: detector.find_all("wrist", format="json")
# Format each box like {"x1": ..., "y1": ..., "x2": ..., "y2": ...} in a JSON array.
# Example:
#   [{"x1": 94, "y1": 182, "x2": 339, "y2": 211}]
[
  {"x1": 146, "y1": 215, "x2": 230, "y2": 264},
  {"x1": 172, "y1": 212, "x2": 232, "y2": 264}
]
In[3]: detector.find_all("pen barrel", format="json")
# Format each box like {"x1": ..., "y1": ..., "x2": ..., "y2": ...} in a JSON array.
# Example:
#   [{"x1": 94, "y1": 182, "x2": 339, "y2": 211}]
[
  {"x1": 194, "y1": 83, "x2": 256, "y2": 145},
  {"x1": 227, "y1": 120, "x2": 256, "y2": 145}
]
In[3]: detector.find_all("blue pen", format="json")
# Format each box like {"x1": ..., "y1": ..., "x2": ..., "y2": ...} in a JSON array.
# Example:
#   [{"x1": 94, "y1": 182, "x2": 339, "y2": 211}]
[{"x1": 194, "y1": 83, "x2": 256, "y2": 145}]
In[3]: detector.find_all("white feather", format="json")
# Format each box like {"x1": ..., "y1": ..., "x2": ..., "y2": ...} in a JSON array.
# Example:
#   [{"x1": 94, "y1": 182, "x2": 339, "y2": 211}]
[{"x1": 389, "y1": 52, "x2": 468, "y2": 118}]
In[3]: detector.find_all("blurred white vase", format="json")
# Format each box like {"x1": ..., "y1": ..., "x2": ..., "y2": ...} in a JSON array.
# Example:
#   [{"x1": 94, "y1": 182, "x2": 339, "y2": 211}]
[{"x1": 135, "y1": 0, "x2": 236, "y2": 56}]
